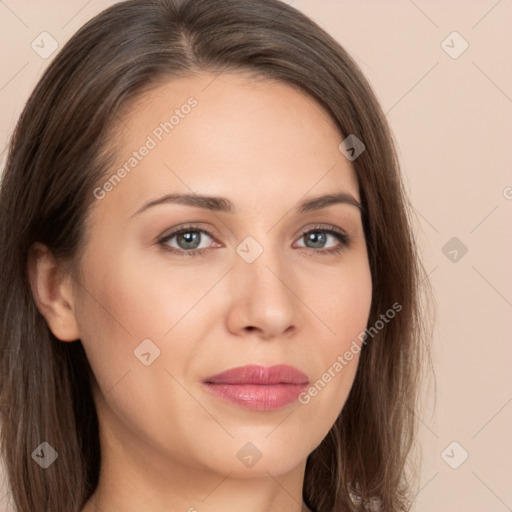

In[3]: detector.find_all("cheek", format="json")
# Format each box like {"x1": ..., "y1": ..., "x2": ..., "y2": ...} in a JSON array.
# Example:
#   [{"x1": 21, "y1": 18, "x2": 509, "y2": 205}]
[
  {"x1": 297, "y1": 259, "x2": 372, "y2": 421},
  {"x1": 73, "y1": 244, "x2": 223, "y2": 393},
  {"x1": 308, "y1": 253, "x2": 372, "y2": 348},
  {"x1": 75, "y1": 243, "x2": 212, "y2": 339},
  {"x1": 72, "y1": 246, "x2": 163, "y2": 394}
]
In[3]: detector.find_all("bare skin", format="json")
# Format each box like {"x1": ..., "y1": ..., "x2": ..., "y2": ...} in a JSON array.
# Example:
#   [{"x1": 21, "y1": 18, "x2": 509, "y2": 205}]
[{"x1": 29, "y1": 71, "x2": 372, "y2": 512}]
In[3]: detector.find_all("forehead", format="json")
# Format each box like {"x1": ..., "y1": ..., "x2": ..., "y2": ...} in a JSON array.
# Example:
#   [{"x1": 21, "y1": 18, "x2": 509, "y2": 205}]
[{"x1": 96, "y1": 71, "x2": 360, "y2": 219}]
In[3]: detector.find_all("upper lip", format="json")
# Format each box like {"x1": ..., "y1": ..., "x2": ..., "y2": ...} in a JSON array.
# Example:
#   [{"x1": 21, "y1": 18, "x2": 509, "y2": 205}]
[{"x1": 203, "y1": 364, "x2": 309, "y2": 385}]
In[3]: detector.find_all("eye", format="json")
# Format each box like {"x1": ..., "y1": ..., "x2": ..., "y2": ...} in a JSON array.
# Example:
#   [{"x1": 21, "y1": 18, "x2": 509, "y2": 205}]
[
  {"x1": 158, "y1": 224, "x2": 219, "y2": 257},
  {"x1": 158, "y1": 223, "x2": 351, "y2": 258},
  {"x1": 294, "y1": 225, "x2": 351, "y2": 255}
]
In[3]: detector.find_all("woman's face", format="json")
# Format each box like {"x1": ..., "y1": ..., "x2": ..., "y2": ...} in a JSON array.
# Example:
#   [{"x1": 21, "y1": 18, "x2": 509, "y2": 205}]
[{"x1": 72, "y1": 71, "x2": 372, "y2": 479}]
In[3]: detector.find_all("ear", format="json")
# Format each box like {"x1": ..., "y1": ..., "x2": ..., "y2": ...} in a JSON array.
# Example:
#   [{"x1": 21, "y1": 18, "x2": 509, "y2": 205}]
[{"x1": 27, "y1": 242, "x2": 80, "y2": 342}]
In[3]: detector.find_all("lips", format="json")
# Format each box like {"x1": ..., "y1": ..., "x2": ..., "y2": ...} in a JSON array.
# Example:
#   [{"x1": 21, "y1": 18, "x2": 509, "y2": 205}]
[
  {"x1": 204, "y1": 364, "x2": 309, "y2": 385},
  {"x1": 202, "y1": 364, "x2": 309, "y2": 410}
]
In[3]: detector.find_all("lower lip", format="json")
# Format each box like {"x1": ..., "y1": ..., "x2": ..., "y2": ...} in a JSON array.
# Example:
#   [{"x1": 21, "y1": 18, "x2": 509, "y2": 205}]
[{"x1": 203, "y1": 383, "x2": 308, "y2": 410}]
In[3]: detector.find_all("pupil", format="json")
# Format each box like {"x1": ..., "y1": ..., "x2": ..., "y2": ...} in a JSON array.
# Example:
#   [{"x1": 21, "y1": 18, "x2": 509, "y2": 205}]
[{"x1": 306, "y1": 232, "x2": 326, "y2": 248}]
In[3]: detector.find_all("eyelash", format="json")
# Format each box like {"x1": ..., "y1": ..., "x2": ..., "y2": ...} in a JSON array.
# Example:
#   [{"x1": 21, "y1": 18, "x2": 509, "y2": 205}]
[{"x1": 158, "y1": 224, "x2": 351, "y2": 258}]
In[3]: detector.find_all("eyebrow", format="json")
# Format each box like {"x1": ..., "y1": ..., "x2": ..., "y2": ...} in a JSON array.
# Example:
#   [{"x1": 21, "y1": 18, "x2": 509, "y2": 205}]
[{"x1": 132, "y1": 191, "x2": 363, "y2": 217}]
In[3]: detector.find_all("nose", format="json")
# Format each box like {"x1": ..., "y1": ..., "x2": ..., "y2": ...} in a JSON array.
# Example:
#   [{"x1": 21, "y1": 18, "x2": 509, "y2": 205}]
[{"x1": 225, "y1": 244, "x2": 299, "y2": 340}]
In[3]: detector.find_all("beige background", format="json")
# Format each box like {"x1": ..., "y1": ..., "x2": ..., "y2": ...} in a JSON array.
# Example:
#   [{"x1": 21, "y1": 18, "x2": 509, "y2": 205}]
[{"x1": 1, "y1": 1, "x2": 511, "y2": 511}]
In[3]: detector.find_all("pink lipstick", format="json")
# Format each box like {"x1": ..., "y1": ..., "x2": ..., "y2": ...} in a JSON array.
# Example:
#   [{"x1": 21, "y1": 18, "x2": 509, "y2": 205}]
[{"x1": 202, "y1": 364, "x2": 309, "y2": 411}]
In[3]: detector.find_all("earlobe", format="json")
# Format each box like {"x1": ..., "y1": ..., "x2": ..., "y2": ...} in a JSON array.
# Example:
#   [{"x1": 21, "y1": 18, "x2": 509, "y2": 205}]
[{"x1": 27, "y1": 242, "x2": 80, "y2": 342}]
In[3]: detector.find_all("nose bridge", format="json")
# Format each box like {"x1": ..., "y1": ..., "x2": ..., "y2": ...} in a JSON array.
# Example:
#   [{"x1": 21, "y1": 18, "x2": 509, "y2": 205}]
[
  {"x1": 234, "y1": 232, "x2": 289, "y2": 291},
  {"x1": 228, "y1": 232, "x2": 298, "y2": 336}
]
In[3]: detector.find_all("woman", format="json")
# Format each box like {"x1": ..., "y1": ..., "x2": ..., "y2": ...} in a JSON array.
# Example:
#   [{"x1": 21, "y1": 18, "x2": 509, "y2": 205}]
[{"x1": 0, "y1": 1, "x2": 432, "y2": 511}]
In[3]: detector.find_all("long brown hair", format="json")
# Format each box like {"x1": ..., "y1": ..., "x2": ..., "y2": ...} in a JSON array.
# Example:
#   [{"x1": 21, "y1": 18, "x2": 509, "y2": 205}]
[{"x1": 0, "y1": 1, "x2": 433, "y2": 510}]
